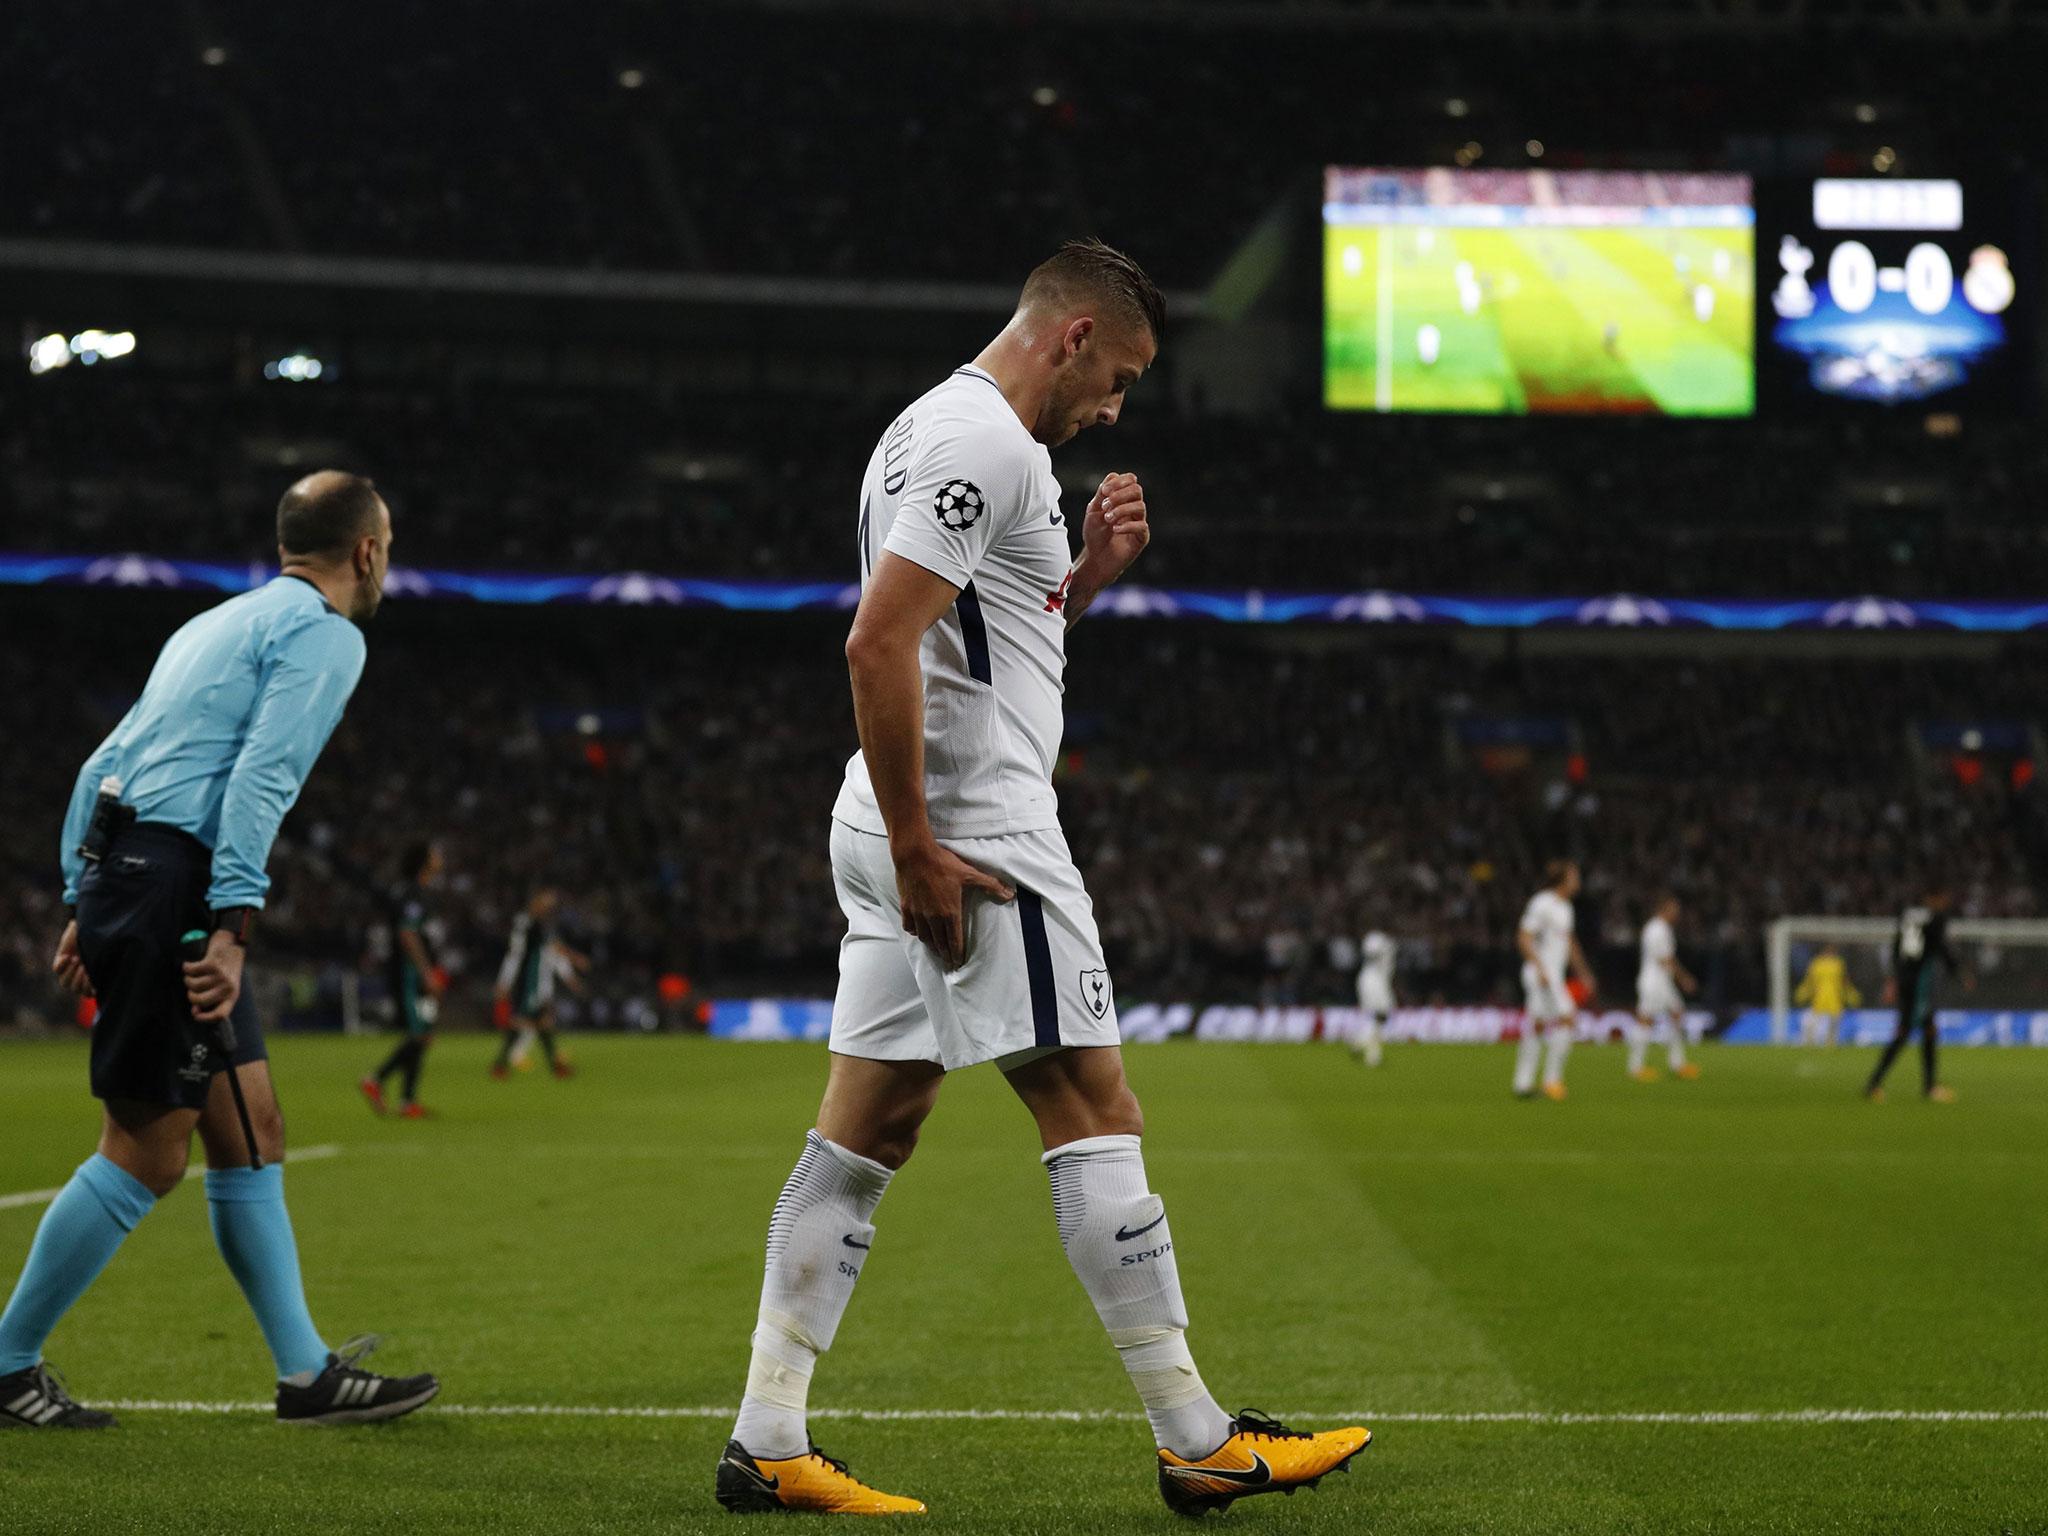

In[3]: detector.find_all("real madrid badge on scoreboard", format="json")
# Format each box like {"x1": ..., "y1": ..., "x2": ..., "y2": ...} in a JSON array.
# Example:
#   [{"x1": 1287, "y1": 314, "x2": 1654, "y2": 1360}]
[{"x1": 1763, "y1": 177, "x2": 2030, "y2": 409}]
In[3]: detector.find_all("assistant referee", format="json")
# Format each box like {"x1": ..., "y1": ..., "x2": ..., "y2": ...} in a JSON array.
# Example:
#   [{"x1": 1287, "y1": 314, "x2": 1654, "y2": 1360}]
[{"x1": 0, "y1": 472, "x2": 439, "y2": 1429}]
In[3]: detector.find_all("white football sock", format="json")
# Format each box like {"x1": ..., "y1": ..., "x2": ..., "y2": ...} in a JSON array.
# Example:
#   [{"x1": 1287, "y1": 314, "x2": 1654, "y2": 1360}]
[
  {"x1": 731, "y1": 1131, "x2": 892, "y2": 1460},
  {"x1": 1044, "y1": 1134, "x2": 1231, "y2": 1459},
  {"x1": 1513, "y1": 1024, "x2": 1544, "y2": 1094},
  {"x1": 1666, "y1": 1017, "x2": 1688, "y2": 1070},
  {"x1": 1359, "y1": 1015, "x2": 1383, "y2": 1068},
  {"x1": 1543, "y1": 1023, "x2": 1572, "y2": 1087},
  {"x1": 1625, "y1": 1018, "x2": 1649, "y2": 1074}
]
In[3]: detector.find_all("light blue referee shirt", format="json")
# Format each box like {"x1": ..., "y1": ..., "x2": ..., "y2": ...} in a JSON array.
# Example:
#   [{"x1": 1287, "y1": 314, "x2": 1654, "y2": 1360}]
[{"x1": 59, "y1": 576, "x2": 367, "y2": 911}]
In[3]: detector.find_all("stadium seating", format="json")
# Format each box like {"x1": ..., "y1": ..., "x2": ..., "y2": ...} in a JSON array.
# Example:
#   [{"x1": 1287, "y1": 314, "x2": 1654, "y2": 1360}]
[{"x1": 4, "y1": 599, "x2": 2040, "y2": 1028}]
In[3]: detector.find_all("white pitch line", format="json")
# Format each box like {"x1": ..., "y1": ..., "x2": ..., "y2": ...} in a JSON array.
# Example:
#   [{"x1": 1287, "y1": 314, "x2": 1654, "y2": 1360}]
[
  {"x1": 0, "y1": 1144, "x2": 343, "y2": 1213},
  {"x1": 91, "y1": 1401, "x2": 2048, "y2": 1427}
]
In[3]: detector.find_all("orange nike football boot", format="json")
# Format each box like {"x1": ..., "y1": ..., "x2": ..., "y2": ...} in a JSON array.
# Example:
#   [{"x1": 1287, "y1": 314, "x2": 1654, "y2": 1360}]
[
  {"x1": 714, "y1": 1440, "x2": 926, "y2": 1516},
  {"x1": 1156, "y1": 1410, "x2": 1371, "y2": 1517},
  {"x1": 1672, "y1": 1063, "x2": 1702, "y2": 1081}
]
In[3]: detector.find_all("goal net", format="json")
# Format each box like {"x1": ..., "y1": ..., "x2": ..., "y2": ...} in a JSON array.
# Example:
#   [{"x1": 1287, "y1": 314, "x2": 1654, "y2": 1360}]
[{"x1": 1765, "y1": 916, "x2": 2048, "y2": 1045}]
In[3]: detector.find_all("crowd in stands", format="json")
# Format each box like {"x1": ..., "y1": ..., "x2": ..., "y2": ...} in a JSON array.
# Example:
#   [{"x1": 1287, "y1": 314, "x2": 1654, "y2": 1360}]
[
  {"x1": 7, "y1": 367, "x2": 2048, "y2": 599},
  {"x1": 4, "y1": 594, "x2": 2041, "y2": 1032},
  {"x1": 5, "y1": 4, "x2": 2039, "y2": 285}
]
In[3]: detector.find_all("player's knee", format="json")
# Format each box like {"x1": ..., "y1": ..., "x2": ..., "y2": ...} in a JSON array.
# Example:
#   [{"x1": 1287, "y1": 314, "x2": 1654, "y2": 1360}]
[
  {"x1": 863, "y1": 1115, "x2": 925, "y2": 1170},
  {"x1": 251, "y1": 1103, "x2": 287, "y2": 1162},
  {"x1": 115, "y1": 1145, "x2": 188, "y2": 1198}
]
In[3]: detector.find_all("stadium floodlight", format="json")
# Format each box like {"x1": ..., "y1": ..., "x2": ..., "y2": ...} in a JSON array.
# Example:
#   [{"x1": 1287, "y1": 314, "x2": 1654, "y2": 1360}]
[
  {"x1": 70, "y1": 329, "x2": 135, "y2": 363},
  {"x1": 618, "y1": 67, "x2": 646, "y2": 89},
  {"x1": 27, "y1": 334, "x2": 69, "y2": 375},
  {"x1": 1765, "y1": 915, "x2": 2048, "y2": 1044},
  {"x1": 263, "y1": 353, "x2": 325, "y2": 382}
]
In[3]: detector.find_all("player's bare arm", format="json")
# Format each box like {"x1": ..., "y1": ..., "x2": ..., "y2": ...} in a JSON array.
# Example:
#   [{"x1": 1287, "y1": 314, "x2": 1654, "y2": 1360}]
[
  {"x1": 1569, "y1": 937, "x2": 1597, "y2": 996},
  {"x1": 844, "y1": 551, "x2": 1015, "y2": 969},
  {"x1": 400, "y1": 929, "x2": 440, "y2": 995},
  {"x1": 1064, "y1": 471, "x2": 1150, "y2": 629}
]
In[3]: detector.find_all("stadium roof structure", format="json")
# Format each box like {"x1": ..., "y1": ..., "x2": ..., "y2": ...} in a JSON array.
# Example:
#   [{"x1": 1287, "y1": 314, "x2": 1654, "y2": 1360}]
[{"x1": 735, "y1": 0, "x2": 2035, "y2": 34}]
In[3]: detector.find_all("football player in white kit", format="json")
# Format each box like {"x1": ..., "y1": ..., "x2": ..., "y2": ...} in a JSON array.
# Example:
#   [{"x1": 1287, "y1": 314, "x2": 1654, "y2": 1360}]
[
  {"x1": 1513, "y1": 859, "x2": 1596, "y2": 1101},
  {"x1": 714, "y1": 242, "x2": 1369, "y2": 1518},
  {"x1": 1626, "y1": 895, "x2": 1700, "y2": 1082},
  {"x1": 1352, "y1": 928, "x2": 1398, "y2": 1066}
]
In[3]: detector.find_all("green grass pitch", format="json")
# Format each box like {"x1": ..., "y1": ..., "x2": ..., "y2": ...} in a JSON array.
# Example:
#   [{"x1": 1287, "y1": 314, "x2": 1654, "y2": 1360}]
[
  {"x1": 1325, "y1": 221, "x2": 1754, "y2": 416},
  {"x1": 3, "y1": 1033, "x2": 2044, "y2": 1534}
]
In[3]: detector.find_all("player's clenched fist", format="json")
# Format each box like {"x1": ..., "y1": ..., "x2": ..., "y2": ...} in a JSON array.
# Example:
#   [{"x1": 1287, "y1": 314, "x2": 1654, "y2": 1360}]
[{"x1": 1083, "y1": 471, "x2": 1150, "y2": 581}]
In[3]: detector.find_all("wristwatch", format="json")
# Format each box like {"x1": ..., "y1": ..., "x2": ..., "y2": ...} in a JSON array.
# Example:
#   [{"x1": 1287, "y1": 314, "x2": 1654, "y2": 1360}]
[{"x1": 210, "y1": 907, "x2": 257, "y2": 946}]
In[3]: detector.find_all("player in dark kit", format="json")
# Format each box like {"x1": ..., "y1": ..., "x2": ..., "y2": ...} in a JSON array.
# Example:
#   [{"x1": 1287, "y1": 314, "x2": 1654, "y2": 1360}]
[
  {"x1": 490, "y1": 887, "x2": 585, "y2": 1080},
  {"x1": 360, "y1": 842, "x2": 445, "y2": 1118},
  {"x1": 0, "y1": 472, "x2": 438, "y2": 1429},
  {"x1": 1866, "y1": 887, "x2": 1963, "y2": 1103}
]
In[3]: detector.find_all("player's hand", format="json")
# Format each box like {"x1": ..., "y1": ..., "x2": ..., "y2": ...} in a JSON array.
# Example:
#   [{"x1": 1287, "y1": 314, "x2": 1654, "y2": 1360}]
[
  {"x1": 1081, "y1": 472, "x2": 1150, "y2": 584},
  {"x1": 183, "y1": 931, "x2": 245, "y2": 1022},
  {"x1": 51, "y1": 921, "x2": 94, "y2": 998},
  {"x1": 893, "y1": 838, "x2": 1014, "y2": 971}
]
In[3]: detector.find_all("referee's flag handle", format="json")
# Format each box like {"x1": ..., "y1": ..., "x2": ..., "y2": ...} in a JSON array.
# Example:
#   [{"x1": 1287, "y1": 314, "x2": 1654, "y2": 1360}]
[{"x1": 181, "y1": 929, "x2": 263, "y2": 1171}]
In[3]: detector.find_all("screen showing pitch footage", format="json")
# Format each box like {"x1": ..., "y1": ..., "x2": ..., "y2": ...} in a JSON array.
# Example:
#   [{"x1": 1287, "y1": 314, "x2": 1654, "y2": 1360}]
[
  {"x1": 1324, "y1": 167, "x2": 1755, "y2": 416},
  {"x1": 1761, "y1": 178, "x2": 2028, "y2": 410}
]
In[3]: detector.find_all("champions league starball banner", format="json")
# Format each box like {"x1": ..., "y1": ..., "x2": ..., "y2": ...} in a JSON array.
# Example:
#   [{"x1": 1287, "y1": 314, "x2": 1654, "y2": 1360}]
[{"x1": 7, "y1": 552, "x2": 2048, "y2": 634}]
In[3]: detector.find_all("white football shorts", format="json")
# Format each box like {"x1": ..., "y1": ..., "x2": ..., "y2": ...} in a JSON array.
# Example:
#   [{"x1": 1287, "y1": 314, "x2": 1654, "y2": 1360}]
[
  {"x1": 1637, "y1": 971, "x2": 1682, "y2": 1018},
  {"x1": 1521, "y1": 962, "x2": 1573, "y2": 1024},
  {"x1": 828, "y1": 819, "x2": 1119, "y2": 1072}
]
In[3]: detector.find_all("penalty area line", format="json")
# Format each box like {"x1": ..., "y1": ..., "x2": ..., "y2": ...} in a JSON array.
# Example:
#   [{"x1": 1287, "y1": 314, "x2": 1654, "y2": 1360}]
[
  {"x1": 92, "y1": 1402, "x2": 2048, "y2": 1427},
  {"x1": 0, "y1": 1144, "x2": 344, "y2": 1213}
]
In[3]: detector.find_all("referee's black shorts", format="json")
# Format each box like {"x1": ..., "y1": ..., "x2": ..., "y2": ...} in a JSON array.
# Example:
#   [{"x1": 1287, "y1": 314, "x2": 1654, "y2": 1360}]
[{"x1": 74, "y1": 823, "x2": 266, "y2": 1110}]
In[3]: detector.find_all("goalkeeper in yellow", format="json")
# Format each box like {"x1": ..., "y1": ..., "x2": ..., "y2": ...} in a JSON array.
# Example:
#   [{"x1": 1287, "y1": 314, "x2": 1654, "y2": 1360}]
[{"x1": 1795, "y1": 943, "x2": 1860, "y2": 1047}]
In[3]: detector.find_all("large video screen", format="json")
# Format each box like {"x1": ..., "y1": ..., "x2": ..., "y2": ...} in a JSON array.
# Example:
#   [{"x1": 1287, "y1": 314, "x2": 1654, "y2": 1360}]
[
  {"x1": 1761, "y1": 178, "x2": 2028, "y2": 409},
  {"x1": 1323, "y1": 167, "x2": 1755, "y2": 416}
]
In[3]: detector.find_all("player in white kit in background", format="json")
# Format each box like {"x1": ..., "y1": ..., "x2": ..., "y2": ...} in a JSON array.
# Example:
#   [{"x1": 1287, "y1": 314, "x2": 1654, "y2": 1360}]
[
  {"x1": 713, "y1": 242, "x2": 1369, "y2": 1519},
  {"x1": 1627, "y1": 895, "x2": 1700, "y2": 1082},
  {"x1": 1352, "y1": 928, "x2": 1398, "y2": 1067},
  {"x1": 1514, "y1": 860, "x2": 1596, "y2": 1101}
]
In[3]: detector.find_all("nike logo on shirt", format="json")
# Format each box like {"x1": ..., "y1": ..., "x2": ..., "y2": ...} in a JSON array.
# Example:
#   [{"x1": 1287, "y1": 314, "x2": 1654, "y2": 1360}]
[{"x1": 1114, "y1": 1211, "x2": 1167, "y2": 1242}]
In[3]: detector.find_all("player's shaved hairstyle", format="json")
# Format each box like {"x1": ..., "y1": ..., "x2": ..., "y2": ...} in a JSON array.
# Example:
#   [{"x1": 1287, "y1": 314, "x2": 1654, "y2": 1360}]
[
  {"x1": 1021, "y1": 238, "x2": 1165, "y2": 345},
  {"x1": 1545, "y1": 858, "x2": 1577, "y2": 887},
  {"x1": 277, "y1": 471, "x2": 383, "y2": 561}
]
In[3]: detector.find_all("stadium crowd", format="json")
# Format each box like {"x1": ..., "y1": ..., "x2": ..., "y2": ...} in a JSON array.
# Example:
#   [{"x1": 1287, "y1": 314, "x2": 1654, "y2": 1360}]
[
  {"x1": 5, "y1": 4, "x2": 2037, "y2": 287},
  {"x1": 4, "y1": 596, "x2": 2041, "y2": 1033},
  {"x1": 7, "y1": 368, "x2": 2048, "y2": 599}
]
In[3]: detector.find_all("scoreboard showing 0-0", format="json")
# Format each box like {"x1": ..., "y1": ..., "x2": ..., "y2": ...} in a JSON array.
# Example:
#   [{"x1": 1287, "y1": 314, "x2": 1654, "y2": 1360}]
[{"x1": 1763, "y1": 178, "x2": 2029, "y2": 409}]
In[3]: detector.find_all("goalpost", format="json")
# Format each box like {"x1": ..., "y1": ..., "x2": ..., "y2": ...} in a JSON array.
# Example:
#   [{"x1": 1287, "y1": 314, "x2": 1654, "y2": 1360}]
[{"x1": 1765, "y1": 916, "x2": 2048, "y2": 1045}]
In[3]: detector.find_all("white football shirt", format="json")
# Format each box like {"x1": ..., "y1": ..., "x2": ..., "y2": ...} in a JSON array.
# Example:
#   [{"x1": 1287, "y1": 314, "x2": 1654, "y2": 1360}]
[
  {"x1": 1519, "y1": 890, "x2": 1574, "y2": 986},
  {"x1": 834, "y1": 365, "x2": 1073, "y2": 840},
  {"x1": 1358, "y1": 931, "x2": 1397, "y2": 990},
  {"x1": 1638, "y1": 915, "x2": 1674, "y2": 983}
]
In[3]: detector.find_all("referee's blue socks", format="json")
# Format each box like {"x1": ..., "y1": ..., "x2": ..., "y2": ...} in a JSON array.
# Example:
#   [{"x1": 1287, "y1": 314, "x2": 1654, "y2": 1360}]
[
  {"x1": 0, "y1": 1154, "x2": 156, "y2": 1375},
  {"x1": 205, "y1": 1165, "x2": 330, "y2": 1382}
]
